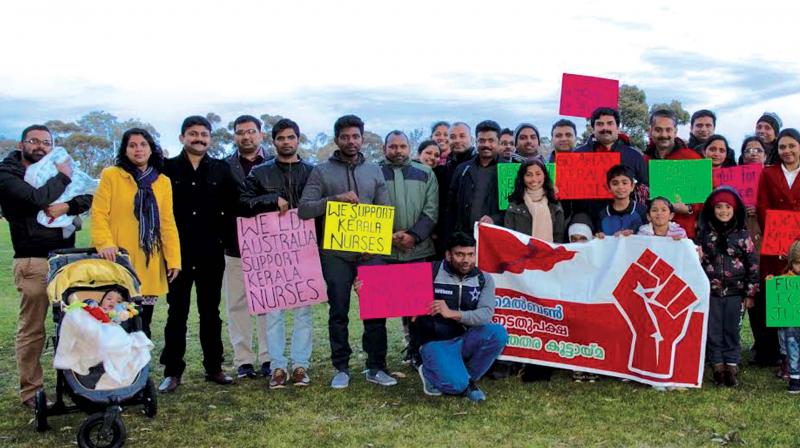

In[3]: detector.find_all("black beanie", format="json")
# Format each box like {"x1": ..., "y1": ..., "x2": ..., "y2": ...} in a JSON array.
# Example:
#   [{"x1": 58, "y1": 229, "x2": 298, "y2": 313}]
[{"x1": 757, "y1": 112, "x2": 782, "y2": 135}]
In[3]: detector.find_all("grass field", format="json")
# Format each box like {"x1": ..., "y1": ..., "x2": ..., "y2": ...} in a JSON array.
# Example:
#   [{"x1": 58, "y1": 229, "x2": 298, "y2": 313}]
[{"x1": 0, "y1": 221, "x2": 798, "y2": 448}]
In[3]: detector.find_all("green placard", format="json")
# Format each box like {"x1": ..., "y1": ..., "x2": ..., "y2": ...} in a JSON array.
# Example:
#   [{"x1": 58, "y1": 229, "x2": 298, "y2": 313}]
[
  {"x1": 546, "y1": 162, "x2": 557, "y2": 184},
  {"x1": 766, "y1": 275, "x2": 800, "y2": 327},
  {"x1": 649, "y1": 159, "x2": 713, "y2": 204},
  {"x1": 497, "y1": 163, "x2": 520, "y2": 210}
]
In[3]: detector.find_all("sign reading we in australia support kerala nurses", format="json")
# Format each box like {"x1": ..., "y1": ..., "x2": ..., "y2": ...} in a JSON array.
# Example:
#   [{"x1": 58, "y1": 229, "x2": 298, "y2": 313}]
[
  {"x1": 559, "y1": 73, "x2": 620, "y2": 118},
  {"x1": 323, "y1": 201, "x2": 395, "y2": 255},
  {"x1": 237, "y1": 209, "x2": 327, "y2": 315},
  {"x1": 476, "y1": 224, "x2": 710, "y2": 388},
  {"x1": 555, "y1": 152, "x2": 619, "y2": 200}
]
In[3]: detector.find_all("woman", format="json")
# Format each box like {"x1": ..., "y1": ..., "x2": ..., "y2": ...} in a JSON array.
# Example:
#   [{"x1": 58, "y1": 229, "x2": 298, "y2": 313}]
[
  {"x1": 431, "y1": 121, "x2": 450, "y2": 166},
  {"x1": 703, "y1": 135, "x2": 737, "y2": 168},
  {"x1": 91, "y1": 128, "x2": 181, "y2": 337},
  {"x1": 754, "y1": 128, "x2": 800, "y2": 367},
  {"x1": 741, "y1": 135, "x2": 767, "y2": 166},
  {"x1": 504, "y1": 159, "x2": 565, "y2": 243},
  {"x1": 415, "y1": 139, "x2": 441, "y2": 169}
]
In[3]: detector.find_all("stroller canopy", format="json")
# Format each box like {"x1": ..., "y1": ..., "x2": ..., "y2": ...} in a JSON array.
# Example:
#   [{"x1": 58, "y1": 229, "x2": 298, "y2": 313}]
[{"x1": 48, "y1": 258, "x2": 141, "y2": 304}]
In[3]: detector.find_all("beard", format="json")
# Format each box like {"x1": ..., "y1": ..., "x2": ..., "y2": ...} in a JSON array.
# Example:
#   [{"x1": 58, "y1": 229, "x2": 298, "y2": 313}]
[{"x1": 22, "y1": 149, "x2": 45, "y2": 163}]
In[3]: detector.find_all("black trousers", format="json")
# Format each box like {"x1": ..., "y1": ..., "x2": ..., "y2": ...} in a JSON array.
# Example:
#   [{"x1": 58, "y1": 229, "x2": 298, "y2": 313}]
[
  {"x1": 140, "y1": 304, "x2": 154, "y2": 339},
  {"x1": 748, "y1": 284, "x2": 781, "y2": 365},
  {"x1": 160, "y1": 260, "x2": 225, "y2": 377},
  {"x1": 321, "y1": 253, "x2": 387, "y2": 372}
]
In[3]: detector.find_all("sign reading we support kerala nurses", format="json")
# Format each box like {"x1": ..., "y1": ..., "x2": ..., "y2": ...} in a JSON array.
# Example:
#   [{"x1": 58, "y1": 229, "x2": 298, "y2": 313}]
[
  {"x1": 237, "y1": 209, "x2": 327, "y2": 315},
  {"x1": 323, "y1": 201, "x2": 395, "y2": 255},
  {"x1": 476, "y1": 224, "x2": 710, "y2": 388}
]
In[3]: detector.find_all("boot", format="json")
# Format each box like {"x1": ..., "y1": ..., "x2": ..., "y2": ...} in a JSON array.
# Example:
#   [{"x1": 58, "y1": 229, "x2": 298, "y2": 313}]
[
  {"x1": 724, "y1": 364, "x2": 739, "y2": 387},
  {"x1": 712, "y1": 363, "x2": 726, "y2": 386}
]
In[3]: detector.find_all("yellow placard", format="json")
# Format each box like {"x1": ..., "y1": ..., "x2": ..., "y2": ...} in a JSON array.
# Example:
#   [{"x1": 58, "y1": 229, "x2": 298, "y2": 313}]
[{"x1": 322, "y1": 201, "x2": 395, "y2": 255}]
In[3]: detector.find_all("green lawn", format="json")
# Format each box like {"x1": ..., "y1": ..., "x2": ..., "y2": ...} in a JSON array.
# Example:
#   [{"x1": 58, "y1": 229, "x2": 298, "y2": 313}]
[{"x1": 0, "y1": 221, "x2": 797, "y2": 447}]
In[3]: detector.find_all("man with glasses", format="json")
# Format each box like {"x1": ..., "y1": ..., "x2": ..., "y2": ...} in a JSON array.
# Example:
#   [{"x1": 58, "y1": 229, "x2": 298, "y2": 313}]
[{"x1": 0, "y1": 125, "x2": 93, "y2": 408}]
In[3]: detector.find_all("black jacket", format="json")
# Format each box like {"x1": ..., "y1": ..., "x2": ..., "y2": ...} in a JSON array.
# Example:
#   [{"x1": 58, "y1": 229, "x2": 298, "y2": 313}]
[
  {"x1": 0, "y1": 151, "x2": 92, "y2": 258},
  {"x1": 223, "y1": 151, "x2": 273, "y2": 256},
  {"x1": 240, "y1": 158, "x2": 314, "y2": 217},
  {"x1": 162, "y1": 151, "x2": 239, "y2": 266},
  {"x1": 446, "y1": 156, "x2": 503, "y2": 236}
]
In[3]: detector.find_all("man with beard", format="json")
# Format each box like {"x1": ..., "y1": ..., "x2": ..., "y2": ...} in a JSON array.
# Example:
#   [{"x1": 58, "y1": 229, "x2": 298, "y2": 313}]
[
  {"x1": 240, "y1": 118, "x2": 315, "y2": 389},
  {"x1": 513, "y1": 123, "x2": 545, "y2": 163},
  {"x1": 446, "y1": 120, "x2": 504, "y2": 236},
  {"x1": 0, "y1": 124, "x2": 93, "y2": 408},
  {"x1": 644, "y1": 108, "x2": 702, "y2": 238},
  {"x1": 688, "y1": 110, "x2": 736, "y2": 165},
  {"x1": 548, "y1": 119, "x2": 578, "y2": 162},
  {"x1": 159, "y1": 115, "x2": 240, "y2": 393},
  {"x1": 498, "y1": 128, "x2": 516, "y2": 160},
  {"x1": 299, "y1": 115, "x2": 394, "y2": 389},
  {"x1": 433, "y1": 122, "x2": 474, "y2": 255},
  {"x1": 223, "y1": 115, "x2": 274, "y2": 380}
]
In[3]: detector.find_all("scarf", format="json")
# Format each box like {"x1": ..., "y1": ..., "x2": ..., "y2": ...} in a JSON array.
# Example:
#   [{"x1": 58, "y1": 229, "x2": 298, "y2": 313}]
[
  {"x1": 133, "y1": 167, "x2": 162, "y2": 265},
  {"x1": 523, "y1": 187, "x2": 553, "y2": 242}
]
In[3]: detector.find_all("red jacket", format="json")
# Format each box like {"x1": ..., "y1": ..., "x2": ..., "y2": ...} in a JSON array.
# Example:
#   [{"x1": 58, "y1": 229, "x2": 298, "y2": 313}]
[{"x1": 756, "y1": 164, "x2": 800, "y2": 276}]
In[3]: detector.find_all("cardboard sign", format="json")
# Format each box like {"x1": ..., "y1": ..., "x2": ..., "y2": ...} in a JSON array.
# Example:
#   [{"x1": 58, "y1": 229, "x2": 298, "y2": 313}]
[
  {"x1": 766, "y1": 275, "x2": 800, "y2": 327},
  {"x1": 559, "y1": 73, "x2": 620, "y2": 118},
  {"x1": 498, "y1": 162, "x2": 521, "y2": 210},
  {"x1": 555, "y1": 152, "x2": 619, "y2": 200},
  {"x1": 649, "y1": 159, "x2": 713, "y2": 204},
  {"x1": 762, "y1": 209, "x2": 800, "y2": 256},
  {"x1": 712, "y1": 165, "x2": 762, "y2": 207},
  {"x1": 357, "y1": 262, "x2": 434, "y2": 319},
  {"x1": 547, "y1": 162, "x2": 557, "y2": 184},
  {"x1": 322, "y1": 201, "x2": 395, "y2": 255},
  {"x1": 237, "y1": 209, "x2": 328, "y2": 315}
]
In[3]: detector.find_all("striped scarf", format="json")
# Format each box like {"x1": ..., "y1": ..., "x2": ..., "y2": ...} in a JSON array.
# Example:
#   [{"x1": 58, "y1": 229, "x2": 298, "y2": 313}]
[{"x1": 134, "y1": 167, "x2": 161, "y2": 265}]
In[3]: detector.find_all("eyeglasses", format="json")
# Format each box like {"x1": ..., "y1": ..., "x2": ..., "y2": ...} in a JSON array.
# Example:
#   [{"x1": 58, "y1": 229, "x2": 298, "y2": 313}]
[
  {"x1": 744, "y1": 148, "x2": 764, "y2": 155},
  {"x1": 23, "y1": 138, "x2": 52, "y2": 147},
  {"x1": 235, "y1": 129, "x2": 259, "y2": 136}
]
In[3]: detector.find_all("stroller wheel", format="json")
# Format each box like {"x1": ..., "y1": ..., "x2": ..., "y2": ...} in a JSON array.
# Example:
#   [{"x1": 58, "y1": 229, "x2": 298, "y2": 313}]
[
  {"x1": 77, "y1": 412, "x2": 126, "y2": 448},
  {"x1": 142, "y1": 379, "x2": 157, "y2": 418},
  {"x1": 34, "y1": 390, "x2": 49, "y2": 432}
]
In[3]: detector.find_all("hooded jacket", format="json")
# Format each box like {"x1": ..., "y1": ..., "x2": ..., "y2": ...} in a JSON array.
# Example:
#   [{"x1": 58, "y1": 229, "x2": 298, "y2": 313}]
[
  {"x1": 696, "y1": 187, "x2": 759, "y2": 298},
  {"x1": 0, "y1": 151, "x2": 93, "y2": 258}
]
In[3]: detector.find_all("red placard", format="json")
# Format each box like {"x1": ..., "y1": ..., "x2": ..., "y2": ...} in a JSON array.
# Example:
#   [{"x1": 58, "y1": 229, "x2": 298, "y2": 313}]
[
  {"x1": 357, "y1": 262, "x2": 434, "y2": 319},
  {"x1": 555, "y1": 152, "x2": 620, "y2": 200},
  {"x1": 559, "y1": 73, "x2": 620, "y2": 118},
  {"x1": 712, "y1": 165, "x2": 762, "y2": 207},
  {"x1": 762, "y1": 210, "x2": 800, "y2": 256}
]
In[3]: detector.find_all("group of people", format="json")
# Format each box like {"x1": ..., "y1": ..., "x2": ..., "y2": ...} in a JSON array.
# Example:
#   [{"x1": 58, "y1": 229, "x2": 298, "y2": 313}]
[{"x1": 2, "y1": 104, "x2": 799, "y2": 410}]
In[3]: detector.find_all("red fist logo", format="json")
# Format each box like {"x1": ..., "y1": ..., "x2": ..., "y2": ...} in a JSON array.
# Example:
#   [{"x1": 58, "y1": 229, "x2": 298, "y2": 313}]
[{"x1": 612, "y1": 249, "x2": 699, "y2": 378}]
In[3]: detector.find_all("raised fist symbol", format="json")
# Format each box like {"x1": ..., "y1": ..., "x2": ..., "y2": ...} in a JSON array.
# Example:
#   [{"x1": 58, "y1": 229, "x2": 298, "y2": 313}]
[{"x1": 612, "y1": 249, "x2": 699, "y2": 378}]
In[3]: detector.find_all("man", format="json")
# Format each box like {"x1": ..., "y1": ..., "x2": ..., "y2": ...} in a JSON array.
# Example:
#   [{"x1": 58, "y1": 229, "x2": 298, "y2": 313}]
[
  {"x1": 446, "y1": 120, "x2": 504, "y2": 236},
  {"x1": 412, "y1": 232, "x2": 507, "y2": 402},
  {"x1": 240, "y1": 118, "x2": 315, "y2": 389},
  {"x1": 574, "y1": 107, "x2": 649, "y2": 185},
  {"x1": 433, "y1": 122, "x2": 474, "y2": 254},
  {"x1": 298, "y1": 114, "x2": 394, "y2": 389},
  {"x1": 223, "y1": 115, "x2": 273, "y2": 379},
  {"x1": 159, "y1": 115, "x2": 239, "y2": 393},
  {"x1": 644, "y1": 108, "x2": 702, "y2": 238},
  {"x1": 498, "y1": 128, "x2": 515, "y2": 160},
  {"x1": 688, "y1": 109, "x2": 736, "y2": 165},
  {"x1": 756, "y1": 112, "x2": 782, "y2": 165},
  {"x1": 0, "y1": 124, "x2": 92, "y2": 408},
  {"x1": 514, "y1": 123, "x2": 545, "y2": 162},
  {"x1": 548, "y1": 119, "x2": 578, "y2": 162},
  {"x1": 380, "y1": 130, "x2": 439, "y2": 365}
]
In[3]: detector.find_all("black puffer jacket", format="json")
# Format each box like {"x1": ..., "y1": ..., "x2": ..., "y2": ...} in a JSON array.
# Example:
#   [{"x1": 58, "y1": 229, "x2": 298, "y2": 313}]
[{"x1": 0, "y1": 151, "x2": 93, "y2": 257}]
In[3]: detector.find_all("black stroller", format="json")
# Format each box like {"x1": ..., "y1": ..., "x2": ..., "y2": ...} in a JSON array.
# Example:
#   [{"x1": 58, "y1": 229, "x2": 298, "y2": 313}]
[{"x1": 34, "y1": 248, "x2": 157, "y2": 448}]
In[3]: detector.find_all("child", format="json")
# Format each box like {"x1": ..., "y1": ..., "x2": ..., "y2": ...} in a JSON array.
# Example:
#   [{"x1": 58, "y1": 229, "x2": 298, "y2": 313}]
[
  {"x1": 768, "y1": 240, "x2": 800, "y2": 393},
  {"x1": 100, "y1": 289, "x2": 125, "y2": 313},
  {"x1": 82, "y1": 289, "x2": 127, "y2": 323},
  {"x1": 637, "y1": 196, "x2": 688, "y2": 239},
  {"x1": 696, "y1": 188, "x2": 758, "y2": 387},
  {"x1": 595, "y1": 165, "x2": 647, "y2": 238}
]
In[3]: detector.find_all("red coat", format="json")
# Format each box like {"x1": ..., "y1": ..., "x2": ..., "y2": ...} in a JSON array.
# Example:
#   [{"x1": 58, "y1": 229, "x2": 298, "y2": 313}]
[
  {"x1": 644, "y1": 140, "x2": 703, "y2": 238},
  {"x1": 756, "y1": 165, "x2": 800, "y2": 277}
]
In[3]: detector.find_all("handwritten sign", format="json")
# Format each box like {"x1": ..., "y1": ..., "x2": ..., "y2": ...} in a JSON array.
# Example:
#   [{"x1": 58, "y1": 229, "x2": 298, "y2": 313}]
[
  {"x1": 555, "y1": 152, "x2": 619, "y2": 200},
  {"x1": 497, "y1": 163, "x2": 520, "y2": 210},
  {"x1": 559, "y1": 73, "x2": 620, "y2": 118},
  {"x1": 649, "y1": 159, "x2": 713, "y2": 204},
  {"x1": 762, "y1": 210, "x2": 800, "y2": 256},
  {"x1": 766, "y1": 275, "x2": 800, "y2": 327},
  {"x1": 237, "y1": 209, "x2": 327, "y2": 315},
  {"x1": 357, "y1": 262, "x2": 434, "y2": 319},
  {"x1": 323, "y1": 201, "x2": 395, "y2": 255},
  {"x1": 713, "y1": 165, "x2": 762, "y2": 207}
]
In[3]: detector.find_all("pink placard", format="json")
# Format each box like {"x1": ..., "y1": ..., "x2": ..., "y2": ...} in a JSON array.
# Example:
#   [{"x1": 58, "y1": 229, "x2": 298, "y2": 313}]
[
  {"x1": 237, "y1": 209, "x2": 327, "y2": 315},
  {"x1": 712, "y1": 165, "x2": 762, "y2": 207},
  {"x1": 559, "y1": 73, "x2": 620, "y2": 118},
  {"x1": 357, "y1": 262, "x2": 434, "y2": 320}
]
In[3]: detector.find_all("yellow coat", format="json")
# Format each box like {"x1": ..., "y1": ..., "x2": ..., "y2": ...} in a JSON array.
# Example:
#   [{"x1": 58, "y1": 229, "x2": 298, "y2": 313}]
[{"x1": 91, "y1": 166, "x2": 181, "y2": 296}]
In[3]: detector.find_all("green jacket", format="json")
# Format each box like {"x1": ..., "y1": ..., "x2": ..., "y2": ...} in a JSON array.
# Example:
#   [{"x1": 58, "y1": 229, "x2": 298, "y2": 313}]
[{"x1": 380, "y1": 159, "x2": 439, "y2": 261}]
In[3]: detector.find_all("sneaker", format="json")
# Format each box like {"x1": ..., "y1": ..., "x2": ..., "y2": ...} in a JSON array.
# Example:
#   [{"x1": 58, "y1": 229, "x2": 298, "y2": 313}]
[
  {"x1": 237, "y1": 364, "x2": 257, "y2": 379},
  {"x1": 269, "y1": 368, "x2": 287, "y2": 389},
  {"x1": 366, "y1": 369, "x2": 398, "y2": 387},
  {"x1": 464, "y1": 383, "x2": 486, "y2": 402},
  {"x1": 330, "y1": 370, "x2": 350, "y2": 389},
  {"x1": 572, "y1": 371, "x2": 586, "y2": 382},
  {"x1": 291, "y1": 367, "x2": 310, "y2": 387},
  {"x1": 260, "y1": 362, "x2": 272, "y2": 377},
  {"x1": 789, "y1": 378, "x2": 800, "y2": 394},
  {"x1": 417, "y1": 365, "x2": 441, "y2": 396},
  {"x1": 584, "y1": 373, "x2": 599, "y2": 383},
  {"x1": 652, "y1": 385, "x2": 668, "y2": 392}
]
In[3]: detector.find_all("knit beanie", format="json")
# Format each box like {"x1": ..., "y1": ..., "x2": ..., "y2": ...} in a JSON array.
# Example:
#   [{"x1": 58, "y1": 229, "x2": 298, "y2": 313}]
[
  {"x1": 757, "y1": 112, "x2": 782, "y2": 135},
  {"x1": 514, "y1": 123, "x2": 540, "y2": 146},
  {"x1": 710, "y1": 190, "x2": 738, "y2": 212}
]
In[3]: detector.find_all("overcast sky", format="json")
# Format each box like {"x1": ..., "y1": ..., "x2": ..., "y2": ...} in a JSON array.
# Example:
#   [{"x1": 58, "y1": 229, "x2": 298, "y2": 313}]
[{"x1": 2, "y1": 0, "x2": 799, "y2": 153}]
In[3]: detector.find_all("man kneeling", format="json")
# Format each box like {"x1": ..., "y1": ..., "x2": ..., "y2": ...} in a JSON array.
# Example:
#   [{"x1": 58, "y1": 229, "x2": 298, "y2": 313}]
[{"x1": 412, "y1": 232, "x2": 507, "y2": 402}]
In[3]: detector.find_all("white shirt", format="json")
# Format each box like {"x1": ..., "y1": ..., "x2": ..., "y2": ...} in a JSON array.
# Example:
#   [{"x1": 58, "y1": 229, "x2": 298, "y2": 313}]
[{"x1": 782, "y1": 163, "x2": 800, "y2": 189}]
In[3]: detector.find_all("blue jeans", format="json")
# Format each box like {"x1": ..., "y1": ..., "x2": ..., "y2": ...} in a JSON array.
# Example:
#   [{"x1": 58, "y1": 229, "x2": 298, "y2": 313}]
[
  {"x1": 420, "y1": 324, "x2": 507, "y2": 394},
  {"x1": 266, "y1": 305, "x2": 313, "y2": 371},
  {"x1": 779, "y1": 328, "x2": 800, "y2": 380}
]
